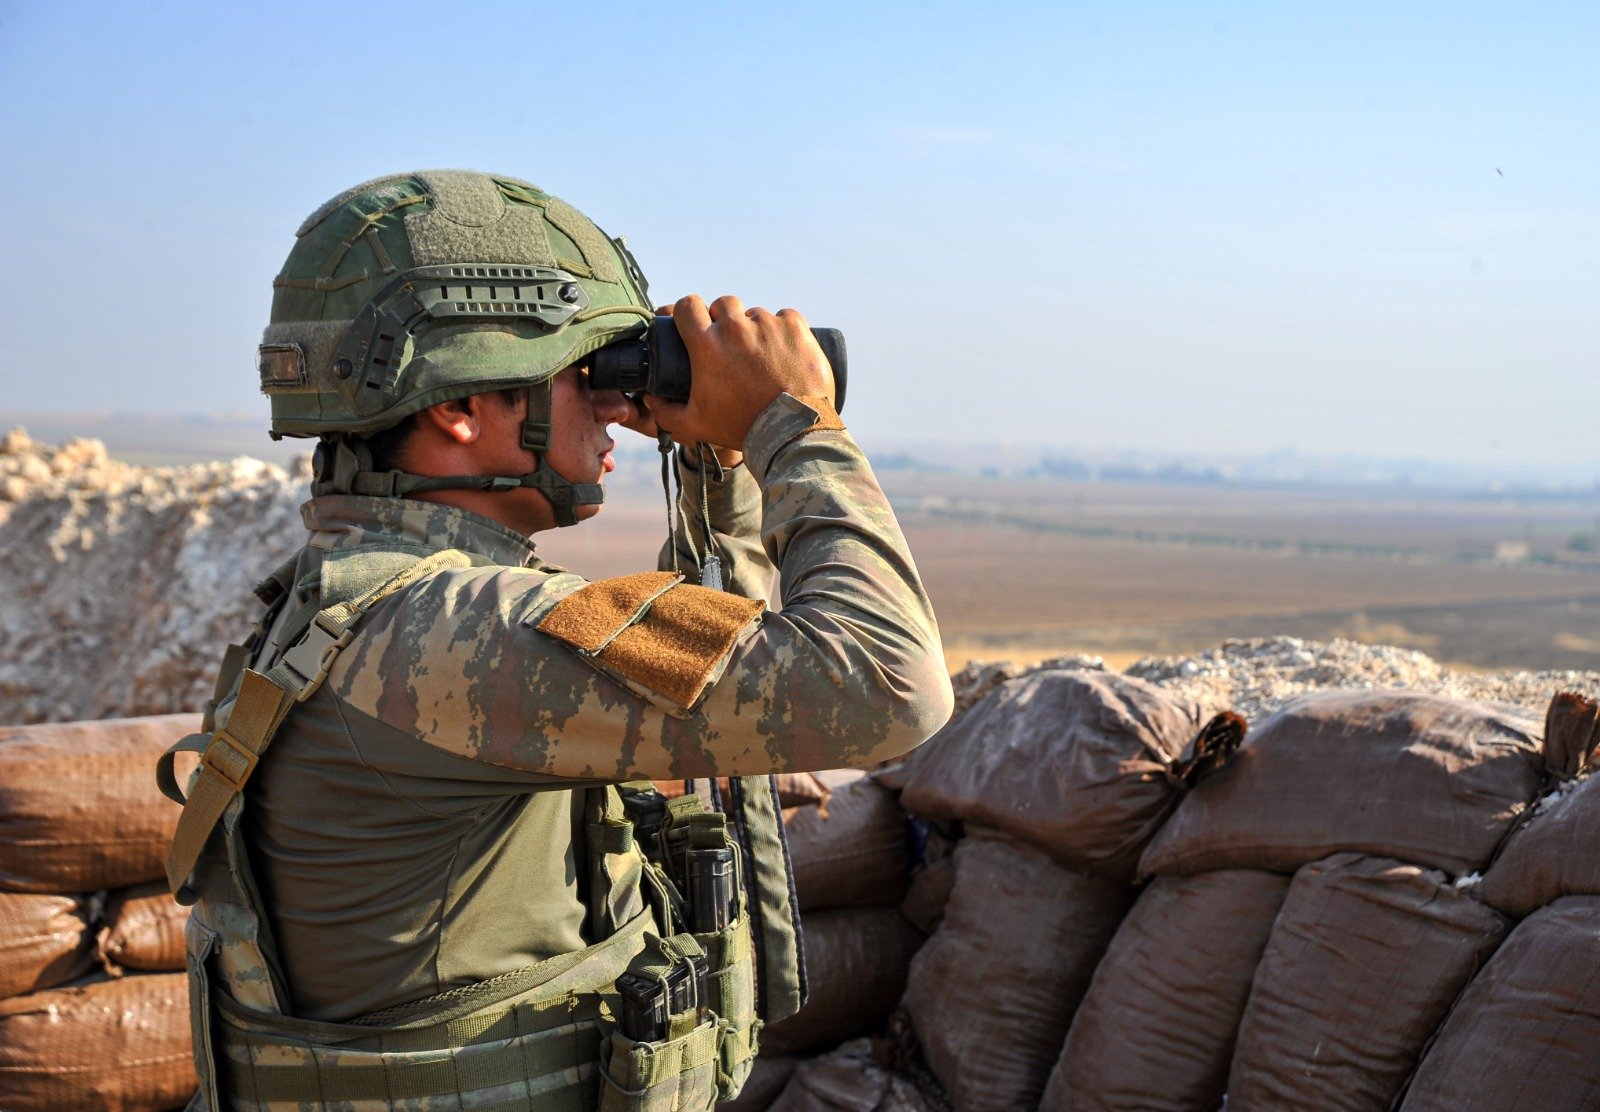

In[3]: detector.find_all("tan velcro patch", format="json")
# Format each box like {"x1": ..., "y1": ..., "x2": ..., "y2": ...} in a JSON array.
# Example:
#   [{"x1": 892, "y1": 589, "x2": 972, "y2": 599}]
[
  {"x1": 794, "y1": 395, "x2": 846, "y2": 431},
  {"x1": 538, "y1": 572, "x2": 681, "y2": 653},
  {"x1": 538, "y1": 572, "x2": 764, "y2": 708}
]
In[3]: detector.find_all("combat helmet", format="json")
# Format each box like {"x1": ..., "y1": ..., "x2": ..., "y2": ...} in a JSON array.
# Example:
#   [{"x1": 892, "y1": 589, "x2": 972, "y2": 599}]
[{"x1": 259, "y1": 169, "x2": 653, "y2": 524}]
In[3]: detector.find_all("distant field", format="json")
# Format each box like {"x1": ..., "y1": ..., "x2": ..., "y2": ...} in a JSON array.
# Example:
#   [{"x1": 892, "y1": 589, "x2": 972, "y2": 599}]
[
  {"x1": 11, "y1": 409, "x2": 1593, "y2": 676},
  {"x1": 539, "y1": 473, "x2": 1600, "y2": 674}
]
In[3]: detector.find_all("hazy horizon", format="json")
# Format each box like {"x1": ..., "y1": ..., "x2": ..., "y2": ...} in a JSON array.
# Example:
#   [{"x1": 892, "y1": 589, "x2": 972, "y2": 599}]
[
  {"x1": 3, "y1": 3, "x2": 1596, "y2": 475},
  {"x1": 4, "y1": 405, "x2": 1596, "y2": 492}
]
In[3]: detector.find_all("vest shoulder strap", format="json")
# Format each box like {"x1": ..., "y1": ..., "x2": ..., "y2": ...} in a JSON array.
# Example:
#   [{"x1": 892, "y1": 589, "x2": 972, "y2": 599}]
[{"x1": 164, "y1": 548, "x2": 477, "y2": 899}]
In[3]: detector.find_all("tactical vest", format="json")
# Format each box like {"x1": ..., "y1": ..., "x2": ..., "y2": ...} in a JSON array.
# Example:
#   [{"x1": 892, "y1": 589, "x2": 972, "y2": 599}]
[{"x1": 160, "y1": 546, "x2": 807, "y2": 1111}]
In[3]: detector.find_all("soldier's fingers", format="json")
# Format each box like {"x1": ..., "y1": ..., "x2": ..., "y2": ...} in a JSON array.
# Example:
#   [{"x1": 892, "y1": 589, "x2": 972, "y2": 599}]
[
  {"x1": 643, "y1": 394, "x2": 690, "y2": 435},
  {"x1": 707, "y1": 295, "x2": 746, "y2": 322},
  {"x1": 744, "y1": 305, "x2": 775, "y2": 323},
  {"x1": 673, "y1": 295, "x2": 712, "y2": 335},
  {"x1": 654, "y1": 303, "x2": 674, "y2": 316},
  {"x1": 774, "y1": 306, "x2": 811, "y2": 332}
]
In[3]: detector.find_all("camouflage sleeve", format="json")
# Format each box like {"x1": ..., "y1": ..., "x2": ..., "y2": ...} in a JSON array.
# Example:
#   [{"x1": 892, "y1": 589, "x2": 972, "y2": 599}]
[
  {"x1": 329, "y1": 393, "x2": 953, "y2": 779},
  {"x1": 656, "y1": 449, "x2": 777, "y2": 603}
]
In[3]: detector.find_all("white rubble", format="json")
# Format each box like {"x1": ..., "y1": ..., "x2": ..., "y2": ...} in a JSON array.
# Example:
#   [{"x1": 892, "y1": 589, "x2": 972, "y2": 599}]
[
  {"x1": 1124, "y1": 636, "x2": 1599, "y2": 723},
  {"x1": 0, "y1": 428, "x2": 310, "y2": 723}
]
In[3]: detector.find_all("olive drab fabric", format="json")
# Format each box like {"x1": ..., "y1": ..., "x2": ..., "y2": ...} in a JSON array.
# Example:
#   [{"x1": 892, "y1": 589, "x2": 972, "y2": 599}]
[
  {"x1": 262, "y1": 170, "x2": 653, "y2": 439},
  {"x1": 166, "y1": 385, "x2": 952, "y2": 1108}
]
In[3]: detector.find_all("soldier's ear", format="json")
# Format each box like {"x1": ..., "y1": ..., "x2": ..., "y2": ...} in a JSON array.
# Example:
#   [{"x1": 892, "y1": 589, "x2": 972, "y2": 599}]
[{"x1": 419, "y1": 397, "x2": 483, "y2": 446}]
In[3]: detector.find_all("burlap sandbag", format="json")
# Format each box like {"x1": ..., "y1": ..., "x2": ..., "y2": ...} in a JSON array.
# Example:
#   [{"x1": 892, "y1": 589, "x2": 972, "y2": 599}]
[
  {"x1": 785, "y1": 778, "x2": 909, "y2": 912},
  {"x1": 760, "y1": 908, "x2": 922, "y2": 1057},
  {"x1": 770, "y1": 1040, "x2": 939, "y2": 1112},
  {"x1": 1227, "y1": 853, "x2": 1508, "y2": 1111},
  {"x1": 879, "y1": 670, "x2": 1228, "y2": 878},
  {"x1": 98, "y1": 883, "x2": 187, "y2": 973},
  {"x1": 719, "y1": 1055, "x2": 801, "y2": 1112},
  {"x1": 0, "y1": 714, "x2": 199, "y2": 893},
  {"x1": 899, "y1": 854, "x2": 955, "y2": 937},
  {"x1": 1141, "y1": 691, "x2": 1542, "y2": 879},
  {"x1": 902, "y1": 827, "x2": 1132, "y2": 1112},
  {"x1": 1480, "y1": 692, "x2": 1600, "y2": 918},
  {"x1": 1041, "y1": 869, "x2": 1291, "y2": 1111},
  {"x1": 1399, "y1": 895, "x2": 1600, "y2": 1112},
  {"x1": 0, "y1": 971, "x2": 197, "y2": 1111},
  {"x1": 0, "y1": 891, "x2": 96, "y2": 1000}
]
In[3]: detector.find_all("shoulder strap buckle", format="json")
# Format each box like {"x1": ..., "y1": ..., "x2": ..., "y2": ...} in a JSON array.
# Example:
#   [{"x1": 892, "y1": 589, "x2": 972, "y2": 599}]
[
  {"x1": 279, "y1": 616, "x2": 354, "y2": 701},
  {"x1": 200, "y1": 730, "x2": 260, "y2": 790}
]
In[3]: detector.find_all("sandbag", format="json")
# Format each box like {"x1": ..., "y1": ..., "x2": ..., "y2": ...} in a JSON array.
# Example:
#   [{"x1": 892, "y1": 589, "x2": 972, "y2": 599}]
[
  {"x1": 719, "y1": 1055, "x2": 801, "y2": 1112},
  {"x1": 880, "y1": 670, "x2": 1222, "y2": 878},
  {"x1": 1483, "y1": 771, "x2": 1600, "y2": 917},
  {"x1": 0, "y1": 891, "x2": 96, "y2": 1000},
  {"x1": 98, "y1": 883, "x2": 187, "y2": 973},
  {"x1": 899, "y1": 855, "x2": 955, "y2": 937},
  {"x1": 770, "y1": 1040, "x2": 940, "y2": 1112},
  {"x1": 1042, "y1": 869, "x2": 1291, "y2": 1111},
  {"x1": 760, "y1": 908, "x2": 922, "y2": 1057},
  {"x1": 1480, "y1": 692, "x2": 1600, "y2": 917},
  {"x1": 1228, "y1": 853, "x2": 1509, "y2": 1111},
  {"x1": 1141, "y1": 691, "x2": 1542, "y2": 879},
  {"x1": 1399, "y1": 895, "x2": 1600, "y2": 1112},
  {"x1": 902, "y1": 827, "x2": 1131, "y2": 1112},
  {"x1": 0, "y1": 714, "x2": 199, "y2": 893},
  {"x1": 785, "y1": 778, "x2": 909, "y2": 912},
  {"x1": 0, "y1": 971, "x2": 197, "y2": 1112}
]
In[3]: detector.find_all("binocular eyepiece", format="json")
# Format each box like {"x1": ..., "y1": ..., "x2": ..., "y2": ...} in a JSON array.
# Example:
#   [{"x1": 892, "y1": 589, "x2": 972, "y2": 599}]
[{"x1": 589, "y1": 318, "x2": 848, "y2": 413}]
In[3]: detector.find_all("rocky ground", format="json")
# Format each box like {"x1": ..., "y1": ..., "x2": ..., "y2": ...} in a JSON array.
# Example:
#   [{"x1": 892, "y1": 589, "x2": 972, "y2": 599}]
[
  {"x1": 0, "y1": 429, "x2": 309, "y2": 722},
  {"x1": 952, "y1": 638, "x2": 1599, "y2": 726},
  {"x1": 2, "y1": 428, "x2": 1596, "y2": 725}
]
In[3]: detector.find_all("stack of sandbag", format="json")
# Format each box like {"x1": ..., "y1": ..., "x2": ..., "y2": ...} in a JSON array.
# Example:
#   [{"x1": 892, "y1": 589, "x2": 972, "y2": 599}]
[
  {"x1": 1044, "y1": 689, "x2": 1546, "y2": 1112},
  {"x1": 1041, "y1": 868, "x2": 1291, "y2": 1110},
  {"x1": 1400, "y1": 692, "x2": 1600, "y2": 1111},
  {"x1": 1478, "y1": 691, "x2": 1600, "y2": 919},
  {"x1": 1399, "y1": 897, "x2": 1600, "y2": 1111},
  {"x1": 760, "y1": 776, "x2": 922, "y2": 1058},
  {"x1": 1223, "y1": 853, "x2": 1507, "y2": 1109},
  {"x1": 879, "y1": 669, "x2": 1237, "y2": 1111},
  {"x1": 0, "y1": 715, "x2": 199, "y2": 1112}
]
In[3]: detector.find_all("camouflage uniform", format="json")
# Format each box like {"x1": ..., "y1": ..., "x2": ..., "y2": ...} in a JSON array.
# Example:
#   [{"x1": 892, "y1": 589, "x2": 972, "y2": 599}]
[{"x1": 250, "y1": 393, "x2": 950, "y2": 1021}]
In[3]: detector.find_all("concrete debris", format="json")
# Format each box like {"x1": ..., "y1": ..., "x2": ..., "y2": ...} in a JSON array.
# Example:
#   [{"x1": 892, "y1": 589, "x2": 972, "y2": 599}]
[
  {"x1": 1123, "y1": 637, "x2": 1600, "y2": 724},
  {"x1": 0, "y1": 429, "x2": 310, "y2": 723}
]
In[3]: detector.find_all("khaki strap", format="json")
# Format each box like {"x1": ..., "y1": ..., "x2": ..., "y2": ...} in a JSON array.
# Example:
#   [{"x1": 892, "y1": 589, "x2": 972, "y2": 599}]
[
  {"x1": 165, "y1": 670, "x2": 298, "y2": 897},
  {"x1": 726, "y1": 775, "x2": 807, "y2": 1023},
  {"x1": 165, "y1": 549, "x2": 475, "y2": 899}
]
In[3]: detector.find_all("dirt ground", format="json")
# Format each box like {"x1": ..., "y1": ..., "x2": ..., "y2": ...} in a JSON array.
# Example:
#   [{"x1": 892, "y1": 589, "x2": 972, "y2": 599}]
[{"x1": 538, "y1": 473, "x2": 1600, "y2": 674}]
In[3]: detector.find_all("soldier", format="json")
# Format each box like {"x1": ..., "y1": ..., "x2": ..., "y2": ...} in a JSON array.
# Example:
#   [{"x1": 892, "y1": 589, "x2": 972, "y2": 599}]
[{"x1": 160, "y1": 169, "x2": 952, "y2": 1110}]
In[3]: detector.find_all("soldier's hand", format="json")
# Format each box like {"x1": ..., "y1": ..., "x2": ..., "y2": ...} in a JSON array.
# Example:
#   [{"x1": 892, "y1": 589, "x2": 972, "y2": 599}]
[
  {"x1": 615, "y1": 304, "x2": 746, "y2": 469},
  {"x1": 645, "y1": 295, "x2": 835, "y2": 452}
]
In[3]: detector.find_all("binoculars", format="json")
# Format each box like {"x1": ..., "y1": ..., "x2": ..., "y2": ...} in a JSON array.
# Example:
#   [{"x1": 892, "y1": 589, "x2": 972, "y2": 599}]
[{"x1": 590, "y1": 318, "x2": 849, "y2": 412}]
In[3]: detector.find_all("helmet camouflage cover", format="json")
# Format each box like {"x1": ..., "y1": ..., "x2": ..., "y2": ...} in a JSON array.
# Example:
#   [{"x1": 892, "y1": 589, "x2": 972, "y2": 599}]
[{"x1": 260, "y1": 169, "x2": 653, "y2": 442}]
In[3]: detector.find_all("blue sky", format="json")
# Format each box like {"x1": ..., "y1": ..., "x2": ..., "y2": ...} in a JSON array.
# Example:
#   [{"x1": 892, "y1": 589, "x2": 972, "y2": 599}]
[{"x1": 1, "y1": 1, "x2": 1595, "y2": 475}]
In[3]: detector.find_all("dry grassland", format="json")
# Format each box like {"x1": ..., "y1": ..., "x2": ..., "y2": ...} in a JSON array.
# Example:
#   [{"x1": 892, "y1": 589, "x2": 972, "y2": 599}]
[{"x1": 538, "y1": 472, "x2": 1600, "y2": 674}]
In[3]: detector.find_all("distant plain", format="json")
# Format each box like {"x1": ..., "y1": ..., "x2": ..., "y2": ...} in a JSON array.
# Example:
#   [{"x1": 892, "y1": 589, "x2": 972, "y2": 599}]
[
  {"x1": 543, "y1": 469, "x2": 1600, "y2": 674},
  {"x1": 9, "y1": 412, "x2": 1595, "y2": 675}
]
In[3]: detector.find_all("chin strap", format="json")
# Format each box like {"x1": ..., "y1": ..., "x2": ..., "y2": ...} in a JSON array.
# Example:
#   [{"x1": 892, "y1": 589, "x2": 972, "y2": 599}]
[{"x1": 313, "y1": 412, "x2": 604, "y2": 529}]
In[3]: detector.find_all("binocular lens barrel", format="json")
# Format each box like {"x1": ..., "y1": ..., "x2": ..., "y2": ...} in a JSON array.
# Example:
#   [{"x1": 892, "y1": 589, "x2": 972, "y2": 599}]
[{"x1": 590, "y1": 318, "x2": 848, "y2": 413}]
